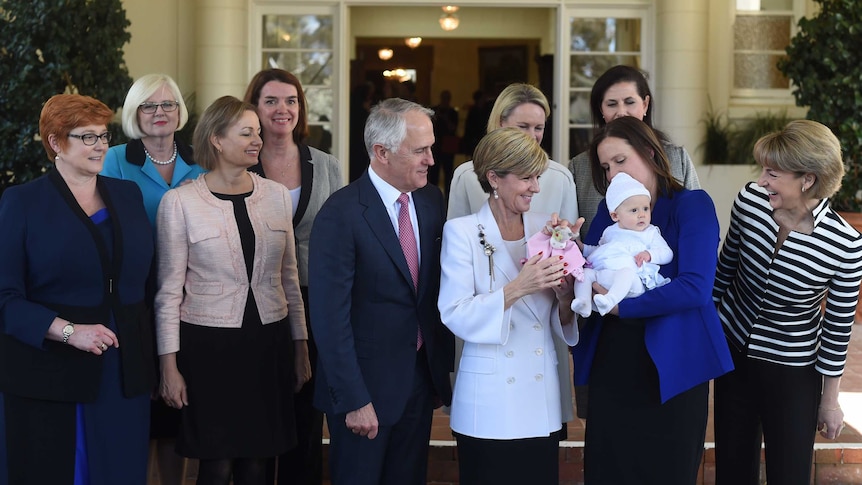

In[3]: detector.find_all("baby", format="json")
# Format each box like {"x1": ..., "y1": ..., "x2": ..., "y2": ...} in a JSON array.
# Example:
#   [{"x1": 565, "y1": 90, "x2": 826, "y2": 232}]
[{"x1": 571, "y1": 172, "x2": 673, "y2": 317}]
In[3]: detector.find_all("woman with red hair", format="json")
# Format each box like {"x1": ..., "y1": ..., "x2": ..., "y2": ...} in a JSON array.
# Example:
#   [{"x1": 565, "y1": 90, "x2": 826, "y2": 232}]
[{"x1": 0, "y1": 94, "x2": 155, "y2": 484}]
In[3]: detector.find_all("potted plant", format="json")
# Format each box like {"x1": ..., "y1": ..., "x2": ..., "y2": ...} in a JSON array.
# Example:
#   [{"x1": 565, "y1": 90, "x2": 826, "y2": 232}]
[{"x1": 778, "y1": 0, "x2": 862, "y2": 213}]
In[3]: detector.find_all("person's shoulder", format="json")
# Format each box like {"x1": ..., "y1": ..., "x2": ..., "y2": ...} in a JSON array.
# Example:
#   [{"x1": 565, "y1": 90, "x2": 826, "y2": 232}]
[
  {"x1": 452, "y1": 160, "x2": 475, "y2": 178},
  {"x1": 443, "y1": 211, "x2": 477, "y2": 234},
  {"x1": 543, "y1": 159, "x2": 575, "y2": 183},
  {"x1": 100, "y1": 174, "x2": 140, "y2": 193},
  {"x1": 105, "y1": 143, "x2": 128, "y2": 160},
  {"x1": 0, "y1": 175, "x2": 48, "y2": 204},
  {"x1": 307, "y1": 145, "x2": 340, "y2": 165}
]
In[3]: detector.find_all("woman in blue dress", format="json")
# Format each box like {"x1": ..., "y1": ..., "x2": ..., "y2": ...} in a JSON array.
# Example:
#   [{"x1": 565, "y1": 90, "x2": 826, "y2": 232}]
[{"x1": 0, "y1": 94, "x2": 155, "y2": 484}]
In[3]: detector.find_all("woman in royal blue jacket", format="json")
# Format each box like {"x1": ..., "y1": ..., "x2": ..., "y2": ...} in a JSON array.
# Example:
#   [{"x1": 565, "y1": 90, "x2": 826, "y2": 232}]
[{"x1": 572, "y1": 116, "x2": 733, "y2": 484}]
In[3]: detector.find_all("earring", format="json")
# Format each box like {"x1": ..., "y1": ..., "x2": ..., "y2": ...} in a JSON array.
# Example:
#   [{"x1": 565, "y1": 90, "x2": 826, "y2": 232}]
[
  {"x1": 492, "y1": 188, "x2": 499, "y2": 200},
  {"x1": 54, "y1": 155, "x2": 59, "y2": 162},
  {"x1": 802, "y1": 184, "x2": 807, "y2": 193}
]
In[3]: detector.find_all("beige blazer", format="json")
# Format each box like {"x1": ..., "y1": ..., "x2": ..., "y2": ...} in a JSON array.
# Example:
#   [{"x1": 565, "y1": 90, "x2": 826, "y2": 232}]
[{"x1": 155, "y1": 173, "x2": 306, "y2": 355}]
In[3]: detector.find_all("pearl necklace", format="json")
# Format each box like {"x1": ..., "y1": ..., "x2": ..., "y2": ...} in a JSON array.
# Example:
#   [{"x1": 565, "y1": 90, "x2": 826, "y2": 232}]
[{"x1": 144, "y1": 142, "x2": 177, "y2": 166}]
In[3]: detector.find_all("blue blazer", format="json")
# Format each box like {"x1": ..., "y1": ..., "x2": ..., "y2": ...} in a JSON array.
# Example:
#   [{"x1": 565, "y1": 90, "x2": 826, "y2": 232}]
[
  {"x1": 0, "y1": 170, "x2": 155, "y2": 401},
  {"x1": 308, "y1": 172, "x2": 454, "y2": 424},
  {"x1": 572, "y1": 189, "x2": 733, "y2": 402},
  {"x1": 102, "y1": 139, "x2": 204, "y2": 226}
]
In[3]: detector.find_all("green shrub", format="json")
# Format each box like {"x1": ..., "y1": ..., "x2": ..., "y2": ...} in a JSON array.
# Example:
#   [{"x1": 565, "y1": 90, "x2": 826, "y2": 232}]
[
  {"x1": 779, "y1": 0, "x2": 862, "y2": 211},
  {"x1": 0, "y1": 0, "x2": 132, "y2": 193}
]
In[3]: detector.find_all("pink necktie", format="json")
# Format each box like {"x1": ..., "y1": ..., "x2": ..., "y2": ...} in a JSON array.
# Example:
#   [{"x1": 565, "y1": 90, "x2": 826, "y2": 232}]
[{"x1": 397, "y1": 193, "x2": 423, "y2": 349}]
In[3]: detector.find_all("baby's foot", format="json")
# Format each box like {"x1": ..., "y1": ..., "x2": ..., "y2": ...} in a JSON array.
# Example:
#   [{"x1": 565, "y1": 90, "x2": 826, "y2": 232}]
[
  {"x1": 570, "y1": 298, "x2": 592, "y2": 318},
  {"x1": 593, "y1": 294, "x2": 615, "y2": 315}
]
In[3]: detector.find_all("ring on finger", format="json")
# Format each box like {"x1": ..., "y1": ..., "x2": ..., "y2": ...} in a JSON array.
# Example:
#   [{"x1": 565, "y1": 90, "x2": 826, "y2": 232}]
[{"x1": 100, "y1": 343, "x2": 108, "y2": 351}]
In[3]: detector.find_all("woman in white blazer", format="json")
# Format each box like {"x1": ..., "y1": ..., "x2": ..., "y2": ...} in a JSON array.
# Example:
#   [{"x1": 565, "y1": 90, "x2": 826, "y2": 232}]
[{"x1": 438, "y1": 128, "x2": 579, "y2": 485}]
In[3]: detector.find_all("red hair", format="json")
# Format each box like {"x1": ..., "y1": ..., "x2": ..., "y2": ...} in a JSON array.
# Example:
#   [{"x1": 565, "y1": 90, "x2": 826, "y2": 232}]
[{"x1": 39, "y1": 94, "x2": 113, "y2": 161}]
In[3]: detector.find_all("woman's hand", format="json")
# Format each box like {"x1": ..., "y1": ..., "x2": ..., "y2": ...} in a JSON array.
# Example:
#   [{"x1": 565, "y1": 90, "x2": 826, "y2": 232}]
[
  {"x1": 49, "y1": 318, "x2": 118, "y2": 355},
  {"x1": 544, "y1": 214, "x2": 586, "y2": 251},
  {"x1": 503, "y1": 253, "x2": 566, "y2": 308},
  {"x1": 159, "y1": 353, "x2": 188, "y2": 409},
  {"x1": 553, "y1": 273, "x2": 575, "y2": 303},
  {"x1": 817, "y1": 404, "x2": 845, "y2": 439},
  {"x1": 544, "y1": 214, "x2": 586, "y2": 236},
  {"x1": 294, "y1": 339, "x2": 311, "y2": 392}
]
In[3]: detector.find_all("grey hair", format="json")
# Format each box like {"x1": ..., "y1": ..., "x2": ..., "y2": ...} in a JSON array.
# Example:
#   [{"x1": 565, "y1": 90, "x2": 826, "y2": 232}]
[{"x1": 364, "y1": 98, "x2": 434, "y2": 160}]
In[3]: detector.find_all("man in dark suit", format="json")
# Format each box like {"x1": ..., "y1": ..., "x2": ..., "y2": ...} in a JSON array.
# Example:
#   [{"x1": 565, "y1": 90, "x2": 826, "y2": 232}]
[{"x1": 309, "y1": 98, "x2": 454, "y2": 485}]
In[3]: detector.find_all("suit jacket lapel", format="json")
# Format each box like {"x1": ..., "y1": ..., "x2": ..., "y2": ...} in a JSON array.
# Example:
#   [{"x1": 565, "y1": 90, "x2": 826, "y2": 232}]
[
  {"x1": 414, "y1": 187, "x2": 438, "y2": 302},
  {"x1": 357, "y1": 174, "x2": 416, "y2": 293}
]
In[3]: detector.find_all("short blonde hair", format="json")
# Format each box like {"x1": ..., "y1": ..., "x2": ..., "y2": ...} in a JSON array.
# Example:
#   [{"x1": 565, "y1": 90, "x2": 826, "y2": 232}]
[
  {"x1": 121, "y1": 74, "x2": 189, "y2": 139},
  {"x1": 486, "y1": 83, "x2": 550, "y2": 134},
  {"x1": 473, "y1": 127, "x2": 548, "y2": 193},
  {"x1": 753, "y1": 119, "x2": 844, "y2": 200}
]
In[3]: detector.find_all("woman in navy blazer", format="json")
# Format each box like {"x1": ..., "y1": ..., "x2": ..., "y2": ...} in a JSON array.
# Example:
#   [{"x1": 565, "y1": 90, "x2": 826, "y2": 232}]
[
  {"x1": 572, "y1": 117, "x2": 733, "y2": 484},
  {"x1": 439, "y1": 128, "x2": 579, "y2": 484},
  {"x1": 0, "y1": 94, "x2": 155, "y2": 485}
]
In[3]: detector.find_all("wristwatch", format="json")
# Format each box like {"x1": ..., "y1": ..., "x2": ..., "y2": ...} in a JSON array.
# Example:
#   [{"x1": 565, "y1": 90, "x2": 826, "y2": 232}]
[{"x1": 61, "y1": 322, "x2": 75, "y2": 344}]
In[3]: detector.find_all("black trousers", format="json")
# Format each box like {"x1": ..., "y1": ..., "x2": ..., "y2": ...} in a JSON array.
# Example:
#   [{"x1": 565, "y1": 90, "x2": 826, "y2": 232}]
[
  {"x1": 326, "y1": 348, "x2": 434, "y2": 485},
  {"x1": 454, "y1": 430, "x2": 560, "y2": 485},
  {"x1": 584, "y1": 316, "x2": 708, "y2": 485},
  {"x1": 714, "y1": 346, "x2": 821, "y2": 485},
  {"x1": 267, "y1": 286, "x2": 324, "y2": 485}
]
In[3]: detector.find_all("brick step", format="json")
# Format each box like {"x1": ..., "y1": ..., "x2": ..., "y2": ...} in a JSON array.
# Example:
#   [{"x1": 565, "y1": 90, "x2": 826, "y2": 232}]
[{"x1": 317, "y1": 441, "x2": 862, "y2": 485}]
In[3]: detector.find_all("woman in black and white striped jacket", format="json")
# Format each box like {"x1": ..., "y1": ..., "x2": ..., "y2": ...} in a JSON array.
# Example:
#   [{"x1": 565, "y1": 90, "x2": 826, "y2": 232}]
[{"x1": 712, "y1": 119, "x2": 862, "y2": 485}]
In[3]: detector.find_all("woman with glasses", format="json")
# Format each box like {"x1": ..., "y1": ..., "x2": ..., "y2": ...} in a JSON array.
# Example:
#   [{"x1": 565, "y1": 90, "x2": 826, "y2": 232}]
[
  {"x1": 101, "y1": 73, "x2": 205, "y2": 485},
  {"x1": 0, "y1": 94, "x2": 155, "y2": 484},
  {"x1": 102, "y1": 74, "x2": 205, "y2": 226}
]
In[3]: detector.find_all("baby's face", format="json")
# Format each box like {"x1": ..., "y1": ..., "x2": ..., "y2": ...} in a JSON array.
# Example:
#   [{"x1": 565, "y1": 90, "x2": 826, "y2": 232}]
[{"x1": 611, "y1": 194, "x2": 651, "y2": 231}]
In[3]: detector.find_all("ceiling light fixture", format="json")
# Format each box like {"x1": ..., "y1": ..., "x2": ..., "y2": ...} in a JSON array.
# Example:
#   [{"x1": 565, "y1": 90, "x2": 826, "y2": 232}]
[
  {"x1": 378, "y1": 48, "x2": 394, "y2": 61},
  {"x1": 405, "y1": 37, "x2": 422, "y2": 49},
  {"x1": 439, "y1": 6, "x2": 460, "y2": 31}
]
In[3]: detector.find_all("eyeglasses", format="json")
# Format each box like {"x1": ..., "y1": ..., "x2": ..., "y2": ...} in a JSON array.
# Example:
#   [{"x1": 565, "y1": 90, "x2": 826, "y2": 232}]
[
  {"x1": 139, "y1": 101, "x2": 180, "y2": 114},
  {"x1": 68, "y1": 132, "x2": 112, "y2": 146}
]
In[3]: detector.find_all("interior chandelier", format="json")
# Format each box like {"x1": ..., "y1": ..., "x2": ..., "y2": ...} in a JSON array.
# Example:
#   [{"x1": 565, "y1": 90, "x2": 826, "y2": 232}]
[
  {"x1": 439, "y1": 6, "x2": 460, "y2": 31},
  {"x1": 405, "y1": 37, "x2": 422, "y2": 48},
  {"x1": 378, "y1": 48, "x2": 393, "y2": 61}
]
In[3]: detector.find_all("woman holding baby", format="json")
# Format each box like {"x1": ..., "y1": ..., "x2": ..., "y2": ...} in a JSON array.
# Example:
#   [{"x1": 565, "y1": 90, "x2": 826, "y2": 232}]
[{"x1": 571, "y1": 116, "x2": 733, "y2": 484}]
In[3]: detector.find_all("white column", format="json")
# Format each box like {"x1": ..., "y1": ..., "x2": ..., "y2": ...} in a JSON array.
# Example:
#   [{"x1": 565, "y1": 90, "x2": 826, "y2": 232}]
[
  {"x1": 195, "y1": 0, "x2": 249, "y2": 112},
  {"x1": 654, "y1": 0, "x2": 709, "y2": 165}
]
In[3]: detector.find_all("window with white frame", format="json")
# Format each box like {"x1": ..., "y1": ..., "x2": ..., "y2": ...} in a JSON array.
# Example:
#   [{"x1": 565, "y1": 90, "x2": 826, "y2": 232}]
[
  {"x1": 732, "y1": 0, "x2": 801, "y2": 99},
  {"x1": 567, "y1": 8, "x2": 650, "y2": 159},
  {"x1": 253, "y1": 6, "x2": 336, "y2": 154}
]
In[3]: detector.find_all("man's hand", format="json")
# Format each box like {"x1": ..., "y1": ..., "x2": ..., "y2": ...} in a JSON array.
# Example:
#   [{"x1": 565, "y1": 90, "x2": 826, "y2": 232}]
[{"x1": 346, "y1": 402, "x2": 379, "y2": 439}]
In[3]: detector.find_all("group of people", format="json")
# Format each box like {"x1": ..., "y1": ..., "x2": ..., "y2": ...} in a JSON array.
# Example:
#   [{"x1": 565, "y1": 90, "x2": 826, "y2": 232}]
[{"x1": 0, "y1": 64, "x2": 857, "y2": 485}]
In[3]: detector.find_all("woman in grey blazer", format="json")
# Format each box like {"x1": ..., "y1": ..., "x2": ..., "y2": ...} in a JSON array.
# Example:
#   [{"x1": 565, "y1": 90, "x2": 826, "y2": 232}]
[
  {"x1": 244, "y1": 68, "x2": 342, "y2": 485},
  {"x1": 569, "y1": 65, "x2": 700, "y2": 238}
]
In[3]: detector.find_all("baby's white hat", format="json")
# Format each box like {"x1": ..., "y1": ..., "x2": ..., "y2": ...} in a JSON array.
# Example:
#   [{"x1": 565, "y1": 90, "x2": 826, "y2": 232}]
[{"x1": 606, "y1": 172, "x2": 650, "y2": 213}]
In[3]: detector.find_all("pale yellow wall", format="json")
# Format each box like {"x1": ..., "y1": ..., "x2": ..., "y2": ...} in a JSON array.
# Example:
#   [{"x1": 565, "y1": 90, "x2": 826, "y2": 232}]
[{"x1": 122, "y1": 0, "x2": 196, "y2": 99}]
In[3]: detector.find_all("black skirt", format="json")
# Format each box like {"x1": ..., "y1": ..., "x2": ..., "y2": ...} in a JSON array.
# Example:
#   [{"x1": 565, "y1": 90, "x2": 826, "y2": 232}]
[
  {"x1": 584, "y1": 315, "x2": 708, "y2": 485},
  {"x1": 176, "y1": 292, "x2": 296, "y2": 459}
]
